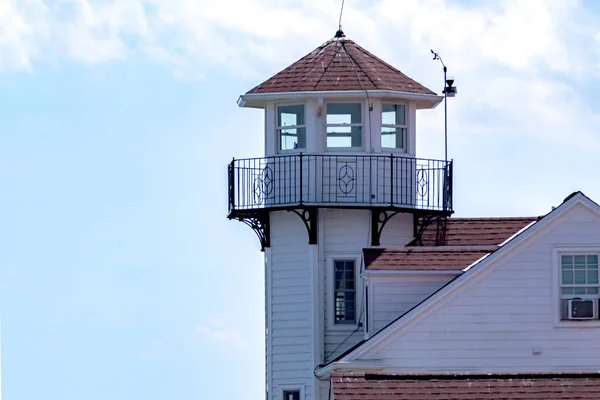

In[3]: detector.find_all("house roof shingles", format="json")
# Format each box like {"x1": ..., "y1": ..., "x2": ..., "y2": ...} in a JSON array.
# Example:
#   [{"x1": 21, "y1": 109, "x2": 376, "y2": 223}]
[
  {"x1": 246, "y1": 38, "x2": 436, "y2": 95},
  {"x1": 418, "y1": 217, "x2": 539, "y2": 247},
  {"x1": 364, "y1": 247, "x2": 494, "y2": 271},
  {"x1": 364, "y1": 217, "x2": 540, "y2": 271},
  {"x1": 332, "y1": 372, "x2": 600, "y2": 400}
]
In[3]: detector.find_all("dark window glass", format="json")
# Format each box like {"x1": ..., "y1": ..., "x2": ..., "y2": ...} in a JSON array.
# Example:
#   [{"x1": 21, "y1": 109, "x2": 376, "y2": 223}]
[
  {"x1": 283, "y1": 390, "x2": 300, "y2": 400},
  {"x1": 334, "y1": 260, "x2": 356, "y2": 324}
]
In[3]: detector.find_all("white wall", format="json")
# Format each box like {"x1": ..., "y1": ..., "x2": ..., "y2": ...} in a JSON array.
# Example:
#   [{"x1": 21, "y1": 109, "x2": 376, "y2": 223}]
[
  {"x1": 369, "y1": 274, "x2": 456, "y2": 333},
  {"x1": 364, "y1": 204, "x2": 600, "y2": 372},
  {"x1": 268, "y1": 211, "x2": 314, "y2": 399}
]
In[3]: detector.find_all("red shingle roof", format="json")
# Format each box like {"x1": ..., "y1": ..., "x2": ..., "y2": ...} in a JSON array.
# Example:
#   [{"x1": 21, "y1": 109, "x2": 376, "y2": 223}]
[
  {"x1": 418, "y1": 217, "x2": 539, "y2": 247},
  {"x1": 364, "y1": 247, "x2": 493, "y2": 271},
  {"x1": 365, "y1": 217, "x2": 540, "y2": 271},
  {"x1": 332, "y1": 372, "x2": 600, "y2": 399},
  {"x1": 247, "y1": 38, "x2": 436, "y2": 95}
]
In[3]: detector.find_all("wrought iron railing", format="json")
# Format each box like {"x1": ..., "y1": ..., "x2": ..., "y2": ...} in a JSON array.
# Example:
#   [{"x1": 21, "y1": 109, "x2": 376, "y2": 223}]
[{"x1": 228, "y1": 154, "x2": 452, "y2": 214}]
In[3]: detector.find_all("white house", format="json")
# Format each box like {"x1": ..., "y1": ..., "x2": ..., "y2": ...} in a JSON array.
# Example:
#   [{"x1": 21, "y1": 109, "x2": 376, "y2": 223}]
[{"x1": 228, "y1": 31, "x2": 600, "y2": 400}]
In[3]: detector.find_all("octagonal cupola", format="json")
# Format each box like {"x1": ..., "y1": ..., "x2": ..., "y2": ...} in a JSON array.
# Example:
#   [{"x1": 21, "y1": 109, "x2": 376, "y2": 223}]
[
  {"x1": 237, "y1": 33, "x2": 443, "y2": 157},
  {"x1": 229, "y1": 33, "x2": 453, "y2": 251}
]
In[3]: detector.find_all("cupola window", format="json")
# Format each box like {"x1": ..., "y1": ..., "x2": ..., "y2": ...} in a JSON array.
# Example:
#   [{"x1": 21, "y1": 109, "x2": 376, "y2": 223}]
[
  {"x1": 326, "y1": 103, "x2": 362, "y2": 149},
  {"x1": 381, "y1": 104, "x2": 406, "y2": 150},
  {"x1": 277, "y1": 105, "x2": 306, "y2": 151}
]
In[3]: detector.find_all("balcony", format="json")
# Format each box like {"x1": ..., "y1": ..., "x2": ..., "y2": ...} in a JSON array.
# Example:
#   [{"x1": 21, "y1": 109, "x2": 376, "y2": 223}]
[{"x1": 228, "y1": 153, "x2": 453, "y2": 216}]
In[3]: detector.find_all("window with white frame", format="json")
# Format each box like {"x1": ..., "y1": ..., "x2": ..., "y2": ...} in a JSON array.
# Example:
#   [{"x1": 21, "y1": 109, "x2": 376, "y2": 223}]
[
  {"x1": 326, "y1": 103, "x2": 362, "y2": 148},
  {"x1": 334, "y1": 260, "x2": 356, "y2": 324},
  {"x1": 282, "y1": 389, "x2": 300, "y2": 400},
  {"x1": 381, "y1": 104, "x2": 406, "y2": 150},
  {"x1": 560, "y1": 254, "x2": 600, "y2": 320},
  {"x1": 277, "y1": 105, "x2": 305, "y2": 151}
]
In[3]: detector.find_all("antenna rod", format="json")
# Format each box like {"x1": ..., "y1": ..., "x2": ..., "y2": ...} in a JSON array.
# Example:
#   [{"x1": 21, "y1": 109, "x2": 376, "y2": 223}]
[
  {"x1": 431, "y1": 50, "x2": 450, "y2": 163},
  {"x1": 338, "y1": 0, "x2": 345, "y2": 31}
]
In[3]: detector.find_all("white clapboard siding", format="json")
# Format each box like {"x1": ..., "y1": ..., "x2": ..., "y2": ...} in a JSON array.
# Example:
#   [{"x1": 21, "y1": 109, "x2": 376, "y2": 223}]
[
  {"x1": 268, "y1": 211, "x2": 313, "y2": 400},
  {"x1": 322, "y1": 209, "x2": 414, "y2": 361},
  {"x1": 365, "y1": 204, "x2": 600, "y2": 372},
  {"x1": 370, "y1": 274, "x2": 456, "y2": 332}
]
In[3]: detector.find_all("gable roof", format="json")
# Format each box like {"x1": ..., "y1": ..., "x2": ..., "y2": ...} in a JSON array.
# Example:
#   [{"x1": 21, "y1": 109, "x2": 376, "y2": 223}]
[
  {"x1": 416, "y1": 217, "x2": 539, "y2": 246},
  {"x1": 332, "y1": 371, "x2": 600, "y2": 399},
  {"x1": 364, "y1": 247, "x2": 495, "y2": 271},
  {"x1": 321, "y1": 192, "x2": 600, "y2": 369},
  {"x1": 246, "y1": 38, "x2": 436, "y2": 95}
]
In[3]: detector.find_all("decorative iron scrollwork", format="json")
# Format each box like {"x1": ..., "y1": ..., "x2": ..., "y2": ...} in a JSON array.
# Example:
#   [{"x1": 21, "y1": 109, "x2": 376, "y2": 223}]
[
  {"x1": 411, "y1": 214, "x2": 448, "y2": 246},
  {"x1": 417, "y1": 167, "x2": 429, "y2": 198},
  {"x1": 338, "y1": 164, "x2": 356, "y2": 195},
  {"x1": 231, "y1": 211, "x2": 270, "y2": 251},
  {"x1": 253, "y1": 165, "x2": 274, "y2": 205},
  {"x1": 371, "y1": 209, "x2": 401, "y2": 246},
  {"x1": 289, "y1": 207, "x2": 318, "y2": 245}
]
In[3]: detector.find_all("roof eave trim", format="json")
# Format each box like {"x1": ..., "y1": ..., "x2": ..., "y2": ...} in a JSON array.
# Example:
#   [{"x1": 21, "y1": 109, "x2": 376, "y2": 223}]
[
  {"x1": 238, "y1": 90, "x2": 443, "y2": 109},
  {"x1": 315, "y1": 360, "x2": 384, "y2": 379},
  {"x1": 339, "y1": 192, "x2": 599, "y2": 362}
]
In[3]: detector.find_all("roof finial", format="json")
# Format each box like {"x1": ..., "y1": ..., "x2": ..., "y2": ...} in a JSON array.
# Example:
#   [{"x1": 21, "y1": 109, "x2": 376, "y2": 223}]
[{"x1": 336, "y1": 0, "x2": 346, "y2": 38}]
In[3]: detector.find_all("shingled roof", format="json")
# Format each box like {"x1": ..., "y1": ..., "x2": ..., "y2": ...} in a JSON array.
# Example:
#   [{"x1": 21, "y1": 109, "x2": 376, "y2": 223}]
[
  {"x1": 364, "y1": 247, "x2": 494, "y2": 271},
  {"x1": 364, "y1": 217, "x2": 540, "y2": 271},
  {"x1": 332, "y1": 372, "x2": 600, "y2": 399},
  {"x1": 246, "y1": 38, "x2": 436, "y2": 95},
  {"x1": 418, "y1": 217, "x2": 540, "y2": 246}
]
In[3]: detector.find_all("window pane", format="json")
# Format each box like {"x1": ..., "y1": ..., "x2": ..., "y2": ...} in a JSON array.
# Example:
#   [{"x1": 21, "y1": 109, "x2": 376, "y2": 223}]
[
  {"x1": 588, "y1": 287, "x2": 599, "y2": 295},
  {"x1": 278, "y1": 105, "x2": 305, "y2": 127},
  {"x1": 562, "y1": 287, "x2": 574, "y2": 295},
  {"x1": 327, "y1": 103, "x2": 362, "y2": 124},
  {"x1": 562, "y1": 255, "x2": 573, "y2": 268},
  {"x1": 574, "y1": 287, "x2": 587, "y2": 295},
  {"x1": 381, "y1": 127, "x2": 405, "y2": 149},
  {"x1": 588, "y1": 270, "x2": 599, "y2": 284},
  {"x1": 574, "y1": 255, "x2": 586, "y2": 267},
  {"x1": 327, "y1": 103, "x2": 362, "y2": 148},
  {"x1": 382, "y1": 104, "x2": 406, "y2": 126},
  {"x1": 327, "y1": 126, "x2": 362, "y2": 148},
  {"x1": 283, "y1": 390, "x2": 300, "y2": 400},
  {"x1": 574, "y1": 270, "x2": 586, "y2": 284},
  {"x1": 279, "y1": 127, "x2": 305, "y2": 150},
  {"x1": 562, "y1": 270, "x2": 573, "y2": 284}
]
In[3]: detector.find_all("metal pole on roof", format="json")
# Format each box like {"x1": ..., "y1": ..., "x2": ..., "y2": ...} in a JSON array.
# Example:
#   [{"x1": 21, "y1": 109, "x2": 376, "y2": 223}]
[{"x1": 430, "y1": 50, "x2": 457, "y2": 164}]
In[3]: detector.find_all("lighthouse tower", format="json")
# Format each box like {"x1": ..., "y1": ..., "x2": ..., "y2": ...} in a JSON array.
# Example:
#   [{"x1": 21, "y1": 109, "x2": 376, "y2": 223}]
[{"x1": 228, "y1": 32, "x2": 452, "y2": 400}]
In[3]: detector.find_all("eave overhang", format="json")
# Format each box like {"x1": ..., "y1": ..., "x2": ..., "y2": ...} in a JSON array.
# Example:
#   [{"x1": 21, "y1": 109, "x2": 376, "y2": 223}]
[{"x1": 237, "y1": 90, "x2": 443, "y2": 110}]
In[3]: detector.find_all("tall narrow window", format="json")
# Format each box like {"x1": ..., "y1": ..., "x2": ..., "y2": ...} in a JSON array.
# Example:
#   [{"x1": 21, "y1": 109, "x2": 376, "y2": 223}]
[
  {"x1": 326, "y1": 103, "x2": 362, "y2": 148},
  {"x1": 381, "y1": 104, "x2": 406, "y2": 150},
  {"x1": 334, "y1": 260, "x2": 356, "y2": 324},
  {"x1": 277, "y1": 105, "x2": 305, "y2": 151},
  {"x1": 282, "y1": 390, "x2": 300, "y2": 400}
]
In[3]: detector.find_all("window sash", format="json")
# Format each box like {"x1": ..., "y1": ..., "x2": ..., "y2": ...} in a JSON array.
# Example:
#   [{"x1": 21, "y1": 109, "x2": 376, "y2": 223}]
[
  {"x1": 326, "y1": 103, "x2": 363, "y2": 148},
  {"x1": 334, "y1": 260, "x2": 356, "y2": 324}
]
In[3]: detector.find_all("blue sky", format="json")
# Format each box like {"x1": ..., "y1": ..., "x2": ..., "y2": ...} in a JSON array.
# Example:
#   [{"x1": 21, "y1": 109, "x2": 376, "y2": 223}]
[{"x1": 3, "y1": 0, "x2": 600, "y2": 399}]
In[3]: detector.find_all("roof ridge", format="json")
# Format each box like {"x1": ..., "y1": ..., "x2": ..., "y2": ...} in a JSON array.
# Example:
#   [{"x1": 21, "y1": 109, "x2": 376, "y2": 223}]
[
  {"x1": 341, "y1": 40, "x2": 378, "y2": 90},
  {"x1": 310, "y1": 40, "x2": 346, "y2": 91}
]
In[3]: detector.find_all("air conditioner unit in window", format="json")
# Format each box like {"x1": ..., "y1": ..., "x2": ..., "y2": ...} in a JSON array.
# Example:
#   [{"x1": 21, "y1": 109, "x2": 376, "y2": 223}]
[{"x1": 567, "y1": 298, "x2": 598, "y2": 320}]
